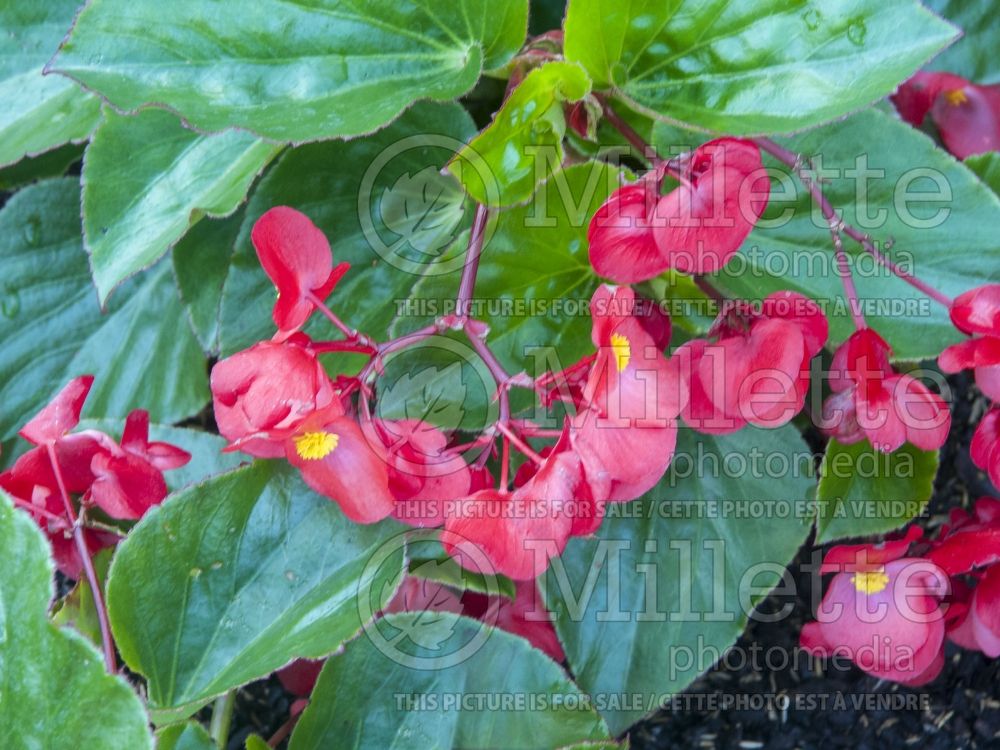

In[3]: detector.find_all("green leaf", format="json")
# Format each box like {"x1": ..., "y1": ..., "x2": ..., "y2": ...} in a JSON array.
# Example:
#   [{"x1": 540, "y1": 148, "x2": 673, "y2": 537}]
[
  {"x1": 156, "y1": 722, "x2": 214, "y2": 750},
  {"x1": 219, "y1": 101, "x2": 475, "y2": 356},
  {"x1": 0, "y1": 142, "x2": 84, "y2": 190},
  {"x1": 173, "y1": 212, "x2": 243, "y2": 355},
  {"x1": 0, "y1": 491, "x2": 152, "y2": 748},
  {"x1": 289, "y1": 613, "x2": 611, "y2": 749},
  {"x1": 816, "y1": 438, "x2": 938, "y2": 543},
  {"x1": 545, "y1": 425, "x2": 814, "y2": 734},
  {"x1": 50, "y1": 0, "x2": 528, "y2": 142},
  {"x1": 0, "y1": 178, "x2": 209, "y2": 441},
  {"x1": 564, "y1": 0, "x2": 958, "y2": 135},
  {"x1": 83, "y1": 109, "x2": 280, "y2": 303},
  {"x1": 245, "y1": 736, "x2": 270, "y2": 750},
  {"x1": 924, "y1": 0, "x2": 1000, "y2": 84},
  {"x1": 965, "y1": 152, "x2": 1000, "y2": 196},
  {"x1": 448, "y1": 61, "x2": 591, "y2": 206},
  {"x1": 407, "y1": 538, "x2": 517, "y2": 601},
  {"x1": 77, "y1": 419, "x2": 245, "y2": 492},
  {"x1": 0, "y1": 1, "x2": 101, "y2": 167},
  {"x1": 713, "y1": 109, "x2": 1000, "y2": 361},
  {"x1": 106, "y1": 462, "x2": 406, "y2": 717},
  {"x1": 393, "y1": 161, "x2": 625, "y2": 376}
]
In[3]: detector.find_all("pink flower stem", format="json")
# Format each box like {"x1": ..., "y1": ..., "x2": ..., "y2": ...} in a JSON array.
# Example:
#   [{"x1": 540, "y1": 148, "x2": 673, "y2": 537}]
[
  {"x1": 44, "y1": 443, "x2": 117, "y2": 674},
  {"x1": 754, "y1": 137, "x2": 953, "y2": 310},
  {"x1": 307, "y1": 292, "x2": 377, "y2": 349},
  {"x1": 456, "y1": 204, "x2": 490, "y2": 318},
  {"x1": 510, "y1": 421, "x2": 564, "y2": 438},
  {"x1": 831, "y1": 228, "x2": 868, "y2": 329},
  {"x1": 495, "y1": 421, "x2": 544, "y2": 466}
]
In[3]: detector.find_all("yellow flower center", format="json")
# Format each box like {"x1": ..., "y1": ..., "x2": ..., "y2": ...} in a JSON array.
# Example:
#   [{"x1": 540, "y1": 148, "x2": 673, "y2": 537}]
[
  {"x1": 944, "y1": 88, "x2": 968, "y2": 106},
  {"x1": 610, "y1": 332, "x2": 631, "y2": 372},
  {"x1": 851, "y1": 568, "x2": 889, "y2": 595},
  {"x1": 294, "y1": 431, "x2": 339, "y2": 460}
]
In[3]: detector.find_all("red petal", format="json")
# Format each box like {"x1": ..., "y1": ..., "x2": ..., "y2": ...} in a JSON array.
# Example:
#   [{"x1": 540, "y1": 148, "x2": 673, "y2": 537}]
[
  {"x1": 891, "y1": 71, "x2": 969, "y2": 126},
  {"x1": 931, "y1": 83, "x2": 1000, "y2": 159},
  {"x1": 89, "y1": 451, "x2": 168, "y2": 520},
  {"x1": 286, "y1": 416, "x2": 395, "y2": 524},
  {"x1": 652, "y1": 139, "x2": 767, "y2": 274},
  {"x1": 251, "y1": 206, "x2": 335, "y2": 334},
  {"x1": 19, "y1": 376, "x2": 94, "y2": 445},
  {"x1": 587, "y1": 183, "x2": 667, "y2": 283},
  {"x1": 950, "y1": 284, "x2": 1000, "y2": 336}
]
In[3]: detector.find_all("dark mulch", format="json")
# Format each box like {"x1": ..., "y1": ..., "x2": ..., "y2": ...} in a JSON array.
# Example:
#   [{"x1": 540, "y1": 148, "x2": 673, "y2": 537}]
[{"x1": 629, "y1": 374, "x2": 1000, "y2": 750}]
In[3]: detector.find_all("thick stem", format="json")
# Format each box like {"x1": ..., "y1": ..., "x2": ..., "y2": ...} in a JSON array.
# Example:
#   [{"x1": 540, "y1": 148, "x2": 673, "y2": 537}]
[
  {"x1": 45, "y1": 443, "x2": 117, "y2": 674},
  {"x1": 755, "y1": 137, "x2": 953, "y2": 309},
  {"x1": 209, "y1": 690, "x2": 236, "y2": 749}
]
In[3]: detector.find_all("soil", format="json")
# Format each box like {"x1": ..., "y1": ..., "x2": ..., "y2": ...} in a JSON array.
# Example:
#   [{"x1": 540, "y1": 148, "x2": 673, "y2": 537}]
[{"x1": 222, "y1": 376, "x2": 1000, "y2": 749}]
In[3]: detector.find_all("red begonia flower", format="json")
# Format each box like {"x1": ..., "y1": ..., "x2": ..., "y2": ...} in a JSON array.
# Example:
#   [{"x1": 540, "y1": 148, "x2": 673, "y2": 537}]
[
  {"x1": 285, "y1": 414, "x2": 396, "y2": 524},
  {"x1": 892, "y1": 71, "x2": 1000, "y2": 159},
  {"x1": 19, "y1": 375, "x2": 94, "y2": 445},
  {"x1": 570, "y1": 285, "x2": 683, "y2": 502},
  {"x1": 588, "y1": 139, "x2": 767, "y2": 281},
  {"x1": 822, "y1": 328, "x2": 950, "y2": 452},
  {"x1": 930, "y1": 83, "x2": 1000, "y2": 159},
  {"x1": 0, "y1": 441, "x2": 116, "y2": 578},
  {"x1": 891, "y1": 71, "x2": 970, "y2": 126},
  {"x1": 970, "y1": 408, "x2": 1000, "y2": 490},
  {"x1": 939, "y1": 285, "x2": 1000, "y2": 401},
  {"x1": 928, "y1": 498, "x2": 1000, "y2": 576},
  {"x1": 88, "y1": 451, "x2": 169, "y2": 521},
  {"x1": 678, "y1": 292, "x2": 827, "y2": 435},
  {"x1": 211, "y1": 338, "x2": 342, "y2": 458},
  {"x1": 251, "y1": 206, "x2": 350, "y2": 338},
  {"x1": 948, "y1": 565, "x2": 1000, "y2": 657},
  {"x1": 443, "y1": 428, "x2": 587, "y2": 580},
  {"x1": 120, "y1": 410, "x2": 191, "y2": 471},
  {"x1": 372, "y1": 418, "x2": 472, "y2": 528},
  {"x1": 800, "y1": 536, "x2": 949, "y2": 686}
]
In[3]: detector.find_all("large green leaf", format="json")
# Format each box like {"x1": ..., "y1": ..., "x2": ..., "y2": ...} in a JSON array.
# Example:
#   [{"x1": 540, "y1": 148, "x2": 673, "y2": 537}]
[
  {"x1": 545, "y1": 425, "x2": 814, "y2": 734},
  {"x1": 392, "y1": 161, "x2": 624, "y2": 376},
  {"x1": 0, "y1": 491, "x2": 152, "y2": 749},
  {"x1": 289, "y1": 613, "x2": 611, "y2": 749},
  {"x1": 816, "y1": 438, "x2": 938, "y2": 543},
  {"x1": 50, "y1": 0, "x2": 528, "y2": 142},
  {"x1": 219, "y1": 101, "x2": 475, "y2": 356},
  {"x1": 83, "y1": 109, "x2": 281, "y2": 303},
  {"x1": 173, "y1": 212, "x2": 244, "y2": 355},
  {"x1": 0, "y1": 179, "x2": 209, "y2": 441},
  {"x1": 924, "y1": 0, "x2": 1000, "y2": 84},
  {"x1": 713, "y1": 108, "x2": 1000, "y2": 360},
  {"x1": 564, "y1": 0, "x2": 957, "y2": 135},
  {"x1": 106, "y1": 462, "x2": 405, "y2": 717},
  {"x1": 448, "y1": 61, "x2": 591, "y2": 206},
  {"x1": 0, "y1": 1, "x2": 101, "y2": 167}
]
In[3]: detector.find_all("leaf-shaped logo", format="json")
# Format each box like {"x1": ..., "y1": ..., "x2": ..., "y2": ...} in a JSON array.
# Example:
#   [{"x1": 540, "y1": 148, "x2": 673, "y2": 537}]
[
  {"x1": 378, "y1": 361, "x2": 467, "y2": 430},
  {"x1": 378, "y1": 166, "x2": 464, "y2": 259}
]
